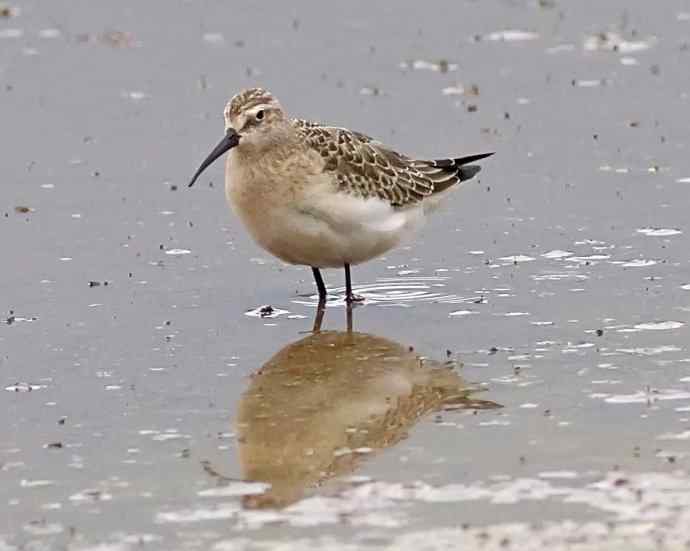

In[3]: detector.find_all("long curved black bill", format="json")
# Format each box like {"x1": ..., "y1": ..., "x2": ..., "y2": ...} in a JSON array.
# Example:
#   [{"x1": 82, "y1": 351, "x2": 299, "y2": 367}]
[{"x1": 188, "y1": 128, "x2": 240, "y2": 187}]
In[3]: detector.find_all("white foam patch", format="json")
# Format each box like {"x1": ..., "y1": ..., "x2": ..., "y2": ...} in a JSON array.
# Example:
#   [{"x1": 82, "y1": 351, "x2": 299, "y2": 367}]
[
  {"x1": 198, "y1": 482, "x2": 270, "y2": 497},
  {"x1": 156, "y1": 504, "x2": 240, "y2": 523},
  {"x1": 603, "y1": 389, "x2": 690, "y2": 404},
  {"x1": 532, "y1": 273, "x2": 589, "y2": 281},
  {"x1": 636, "y1": 228, "x2": 682, "y2": 237},
  {"x1": 617, "y1": 346, "x2": 681, "y2": 356},
  {"x1": 448, "y1": 310, "x2": 476, "y2": 317},
  {"x1": 621, "y1": 259, "x2": 657, "y2": 267},
  {"x1": 658, "y1": 430, "x2": 690, "y2": 441},
  {"x1": 484, "y1": 30, "x2": 539, "y2": 41},
  {"x1": 566, "y1": 255, "x2": 610, "y2": 264},
  {"x1": 164, "y1": 248, "x2": 191, "y2": 256},
  {"x1": 499, "y1": 255, "x2": 535, "y2": 263},
  {"x1": 399, "y1": 60, "x2": 458, "y2": 72},
  {"x1": 583, "y1": 32, "x2": 656, "y2": 53},
  {"x1": 541, "y1": 250, "x2": 573, "y2": 259},
  {"x1": 203, "y1": 32, "x2": 225, "y2": 44},
  {"x1": 633, "y1": 321, "x2": 684, "y2": 331},
  {"x1": 20, "y1": 479, "x2": 55, "y2": 488},
  {"x1": 5, "y1": 383, "x2": 47, "y2": 392},
  {"x1": 23, "y1": 522, "x2": 63, "y2": 536}
]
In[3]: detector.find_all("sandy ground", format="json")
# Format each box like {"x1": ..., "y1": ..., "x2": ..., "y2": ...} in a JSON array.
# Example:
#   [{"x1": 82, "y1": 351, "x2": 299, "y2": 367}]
[{"x1": 2, "y1": 1, "x2": 690, "y2": 549}]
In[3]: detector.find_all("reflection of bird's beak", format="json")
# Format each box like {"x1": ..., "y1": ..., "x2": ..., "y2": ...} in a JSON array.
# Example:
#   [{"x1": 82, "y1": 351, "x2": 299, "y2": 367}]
[{"x1": 188, "y1": 127, "x2": 240, "y2": 187}]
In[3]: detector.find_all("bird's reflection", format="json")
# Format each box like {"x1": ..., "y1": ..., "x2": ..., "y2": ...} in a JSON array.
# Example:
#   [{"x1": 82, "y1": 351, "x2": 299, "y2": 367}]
[{"x1": 234, "y1": 325, "x2": 501, "y2": 509}]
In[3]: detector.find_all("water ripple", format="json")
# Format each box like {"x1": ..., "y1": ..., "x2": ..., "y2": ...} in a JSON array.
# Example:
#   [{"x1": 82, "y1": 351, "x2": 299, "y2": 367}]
[{"x1": 293, "y1": 276, "x2": 482, "y2": 307}]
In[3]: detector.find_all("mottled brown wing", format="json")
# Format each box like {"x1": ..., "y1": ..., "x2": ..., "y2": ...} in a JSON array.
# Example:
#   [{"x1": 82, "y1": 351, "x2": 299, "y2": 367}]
[
  {"x1": 294, "y1": 120, "x2": 435, "y2": 207},
  {"x1": 293, "y1": 119, "x2": 492, "y2": 208}
]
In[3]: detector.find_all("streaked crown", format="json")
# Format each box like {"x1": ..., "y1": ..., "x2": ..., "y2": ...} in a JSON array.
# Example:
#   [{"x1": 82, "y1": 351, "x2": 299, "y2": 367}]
[{"x1": 225, "y1": 87, "x2": 282, "y2": 120}]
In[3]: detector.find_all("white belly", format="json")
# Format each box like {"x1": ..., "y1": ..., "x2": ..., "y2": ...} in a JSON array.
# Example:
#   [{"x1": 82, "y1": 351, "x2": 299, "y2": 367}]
[{"x1": 227, "y1": 168, "x2": 425, "y2": 268}]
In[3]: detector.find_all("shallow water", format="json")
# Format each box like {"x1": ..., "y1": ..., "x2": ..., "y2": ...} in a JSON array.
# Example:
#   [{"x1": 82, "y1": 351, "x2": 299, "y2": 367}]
[{"x1": 2, "y1": 1, "x2": 690, "y2": 549}]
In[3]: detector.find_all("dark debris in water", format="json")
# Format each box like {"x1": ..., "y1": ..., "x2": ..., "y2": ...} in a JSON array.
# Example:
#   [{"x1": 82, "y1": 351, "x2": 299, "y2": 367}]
[{"x1": 259, "y1": 305, "x2": 274, "y2": 318}]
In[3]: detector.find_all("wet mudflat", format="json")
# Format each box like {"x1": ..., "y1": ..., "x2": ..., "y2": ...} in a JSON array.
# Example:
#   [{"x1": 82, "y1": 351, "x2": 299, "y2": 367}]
[{"x1": 2, "y1": 1, "x2": 690, "y2": 549}]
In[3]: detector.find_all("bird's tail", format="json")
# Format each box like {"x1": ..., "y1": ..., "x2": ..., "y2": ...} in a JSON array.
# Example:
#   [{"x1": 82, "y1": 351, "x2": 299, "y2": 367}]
[{"x1": 429, "y1": 152, "x2": 494, "y2": 194}]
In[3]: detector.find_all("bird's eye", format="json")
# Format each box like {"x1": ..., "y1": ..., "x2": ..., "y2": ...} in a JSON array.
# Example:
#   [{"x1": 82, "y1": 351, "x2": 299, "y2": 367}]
[{"x1": 255, "y1": 110, "x2": 265, "y2": 121}]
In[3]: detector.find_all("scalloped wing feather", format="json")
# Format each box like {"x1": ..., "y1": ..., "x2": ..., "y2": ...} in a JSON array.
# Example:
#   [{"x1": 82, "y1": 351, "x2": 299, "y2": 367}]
[{"x1": 293, "y1": 119, "x2": 492, "y2": 208}]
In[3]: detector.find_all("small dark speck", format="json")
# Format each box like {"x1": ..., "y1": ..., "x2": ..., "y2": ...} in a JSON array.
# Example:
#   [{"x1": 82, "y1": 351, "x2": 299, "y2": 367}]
[
  {"x1": 6, "y1": 316, "x2": 15, "y2": 325},
  {"x1": 650, "y1": 64, "x2": 660, "y2": 76},
  {"x1": 259, "y1": 305, "x2": 274, "y2": 318},
  {"x1": 88, "y1": 281, "x2": 101, "y2": 288},
  {"x1": 46, "y1": 442, "x2": 63, "y2": 449},
  {"x1": 596, "y1": 328, "x2": 604, "y2": 337},
  {"x1": 488, "y1": 346, "x2": 498, "y2": 355},
  {"x1": 58, "y1": 417, "x2": 66, "y2": 425},
  {"x1": 170, "y1": 184, "x2": 178, "y2": 191},
  {"x1": 159, "y1": 244, "x2": 165, "y2": 250},
  {"x1": 466, "y1": 104, "x2": 478, "y2": 113}
]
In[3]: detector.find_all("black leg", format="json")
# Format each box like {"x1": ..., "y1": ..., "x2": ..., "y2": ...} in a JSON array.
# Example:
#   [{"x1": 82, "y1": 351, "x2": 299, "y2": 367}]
[
  {"x1": 344, "y1": 263, "x2": 353, "y2": 303},
  {"x1": 344, "y1": 263, "x2": 364, "y2": 303},
  {"x1": 312, "y1": 267, "x2": 327, "y2": 300}
]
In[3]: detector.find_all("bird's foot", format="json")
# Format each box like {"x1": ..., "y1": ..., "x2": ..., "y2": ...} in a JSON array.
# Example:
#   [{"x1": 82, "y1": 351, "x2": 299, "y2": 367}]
[{"x1": 345, "y1": 293, "x2": 365, "y2": 304}]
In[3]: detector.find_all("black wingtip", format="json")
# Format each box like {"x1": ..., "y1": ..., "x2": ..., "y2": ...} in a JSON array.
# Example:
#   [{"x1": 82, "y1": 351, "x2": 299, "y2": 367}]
[{"x1": 454, "y1": 152, "x2": 495, "y2": 165}]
